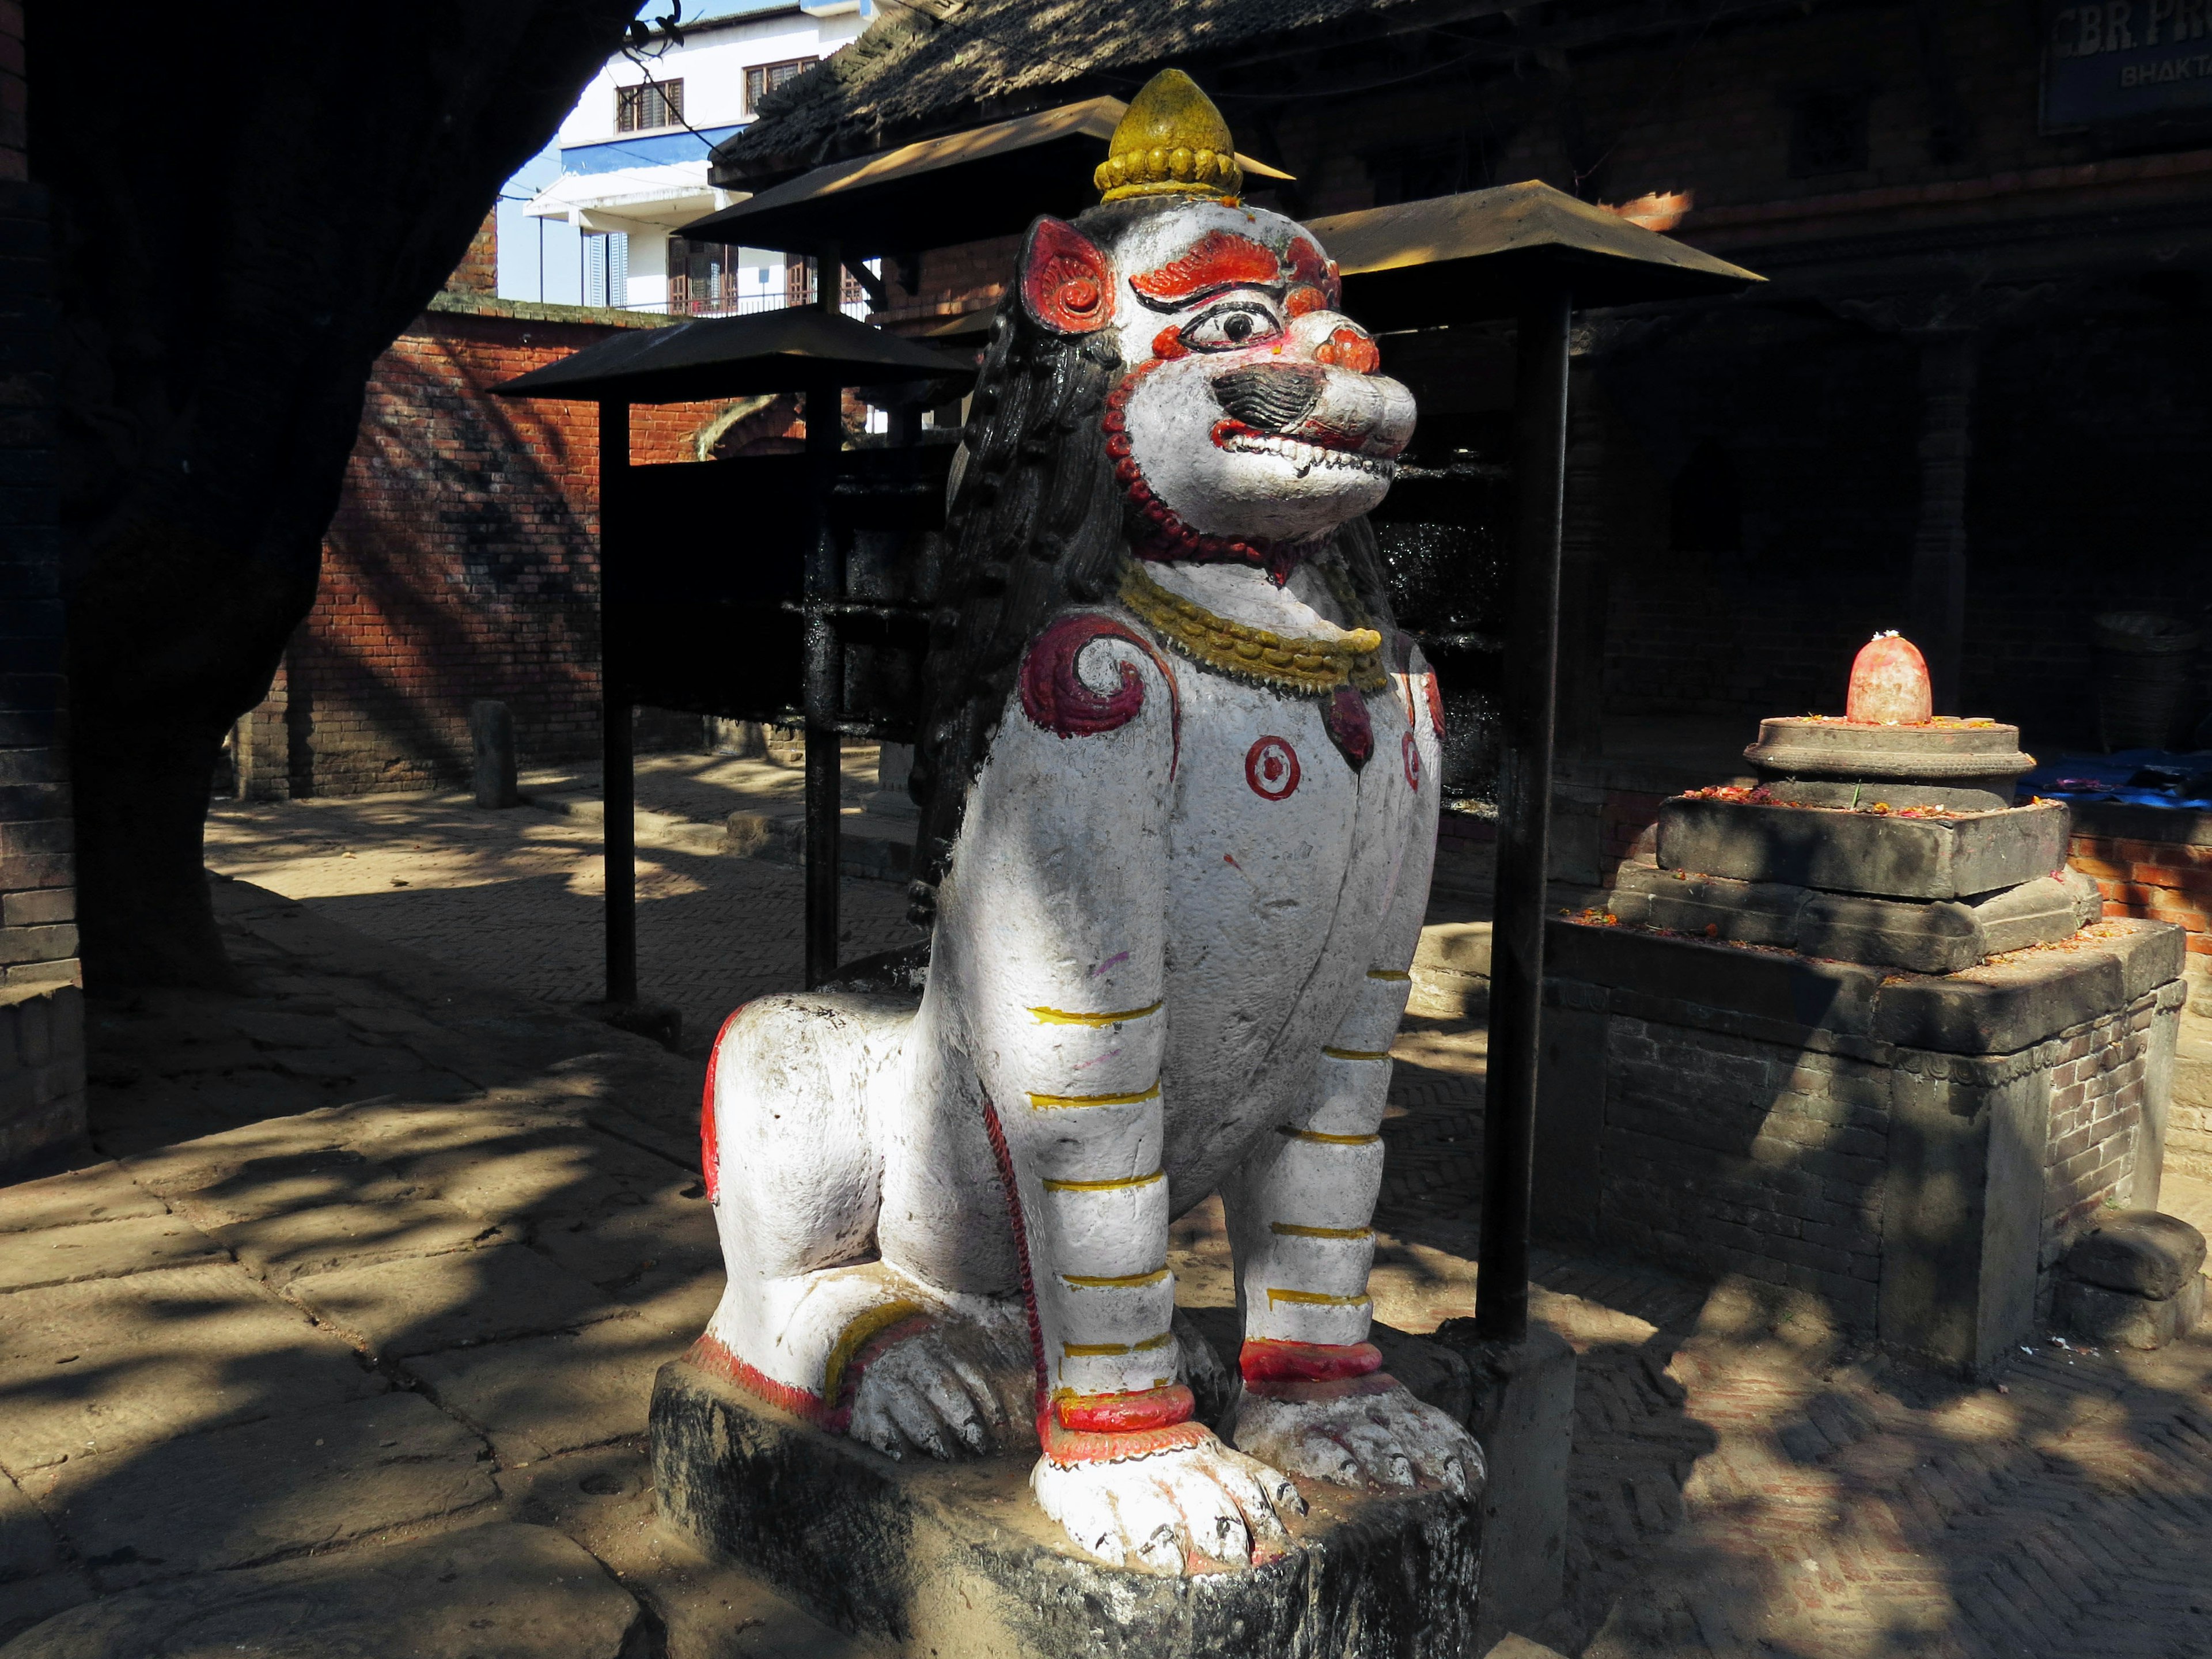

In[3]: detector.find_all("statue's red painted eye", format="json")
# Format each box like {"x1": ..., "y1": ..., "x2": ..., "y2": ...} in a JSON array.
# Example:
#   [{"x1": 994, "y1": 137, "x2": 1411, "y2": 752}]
[{"x1": 1179, "y1": 300, "x2": 1282, "y2": 352}]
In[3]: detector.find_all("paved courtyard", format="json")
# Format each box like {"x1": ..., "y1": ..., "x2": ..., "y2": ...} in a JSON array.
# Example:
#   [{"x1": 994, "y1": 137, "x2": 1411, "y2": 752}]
[
  {"x1": 0, "y1": 767, "x2": 2205, "y2": 1654},
  {"x1": 203, "y1": 751, "x2": 924, "y2": 1055}
]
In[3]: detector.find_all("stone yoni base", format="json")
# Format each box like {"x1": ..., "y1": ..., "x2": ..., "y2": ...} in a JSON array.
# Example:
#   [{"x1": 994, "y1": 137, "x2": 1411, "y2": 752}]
[{"x1": 650, "y1": 1358, "x2": 1483, "y2": 1659}]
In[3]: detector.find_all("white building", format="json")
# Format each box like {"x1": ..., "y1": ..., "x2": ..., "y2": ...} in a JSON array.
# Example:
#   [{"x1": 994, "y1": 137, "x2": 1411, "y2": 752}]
[{"x1": 509, "y1": 0, "x2": 871, "y2": 314}]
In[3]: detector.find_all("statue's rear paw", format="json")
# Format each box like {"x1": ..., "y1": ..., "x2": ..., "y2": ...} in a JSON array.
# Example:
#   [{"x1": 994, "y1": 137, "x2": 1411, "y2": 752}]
[
  {"x1": 1031, "y1": 1429, "x2": 1306, "y2": 1573},
  {"x1": 847, "y1": 1324, "x2": 1012, "y2": 1461},
  {"x1": 1231, "y1": 1376, "x2": 1484, "y2": 1498}
]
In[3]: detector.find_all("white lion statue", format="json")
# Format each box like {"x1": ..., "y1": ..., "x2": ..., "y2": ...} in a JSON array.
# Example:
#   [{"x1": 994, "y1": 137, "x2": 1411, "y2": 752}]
[{"x1": 691, "y1": 69, "x2": 1482, "y2": 1574}]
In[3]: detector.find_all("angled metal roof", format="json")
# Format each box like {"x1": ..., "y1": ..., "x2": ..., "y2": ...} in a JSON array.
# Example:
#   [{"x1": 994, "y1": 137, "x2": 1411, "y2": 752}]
[
  {"x1": 1314, "y1": 180, "x2": 1763, "y2": 327},
  {"x1": 714, "y1": 0, "x2": 1460, "y2": 187},
  {"x1": 685, "y1": 94, "x2": 1290, "y2": 256},
  {"x1": 491, "y1": 304, "x2": 975, "y2": 404}
]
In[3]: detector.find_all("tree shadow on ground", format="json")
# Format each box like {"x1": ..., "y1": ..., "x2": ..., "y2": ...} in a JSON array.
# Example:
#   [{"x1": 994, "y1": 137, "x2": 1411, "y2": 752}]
[
  {"x1": 1380, "y1": 1156, "x2": 2212, "y2": 1659},
  {"x1": 0, "y1": 880, "x2": 877, "y2": 1653}
]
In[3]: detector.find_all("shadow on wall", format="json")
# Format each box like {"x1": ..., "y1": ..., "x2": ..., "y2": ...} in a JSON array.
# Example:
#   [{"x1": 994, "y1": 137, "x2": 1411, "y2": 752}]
[{"x1": 246, "y1": 324, "x2": 733, "y2": 800}]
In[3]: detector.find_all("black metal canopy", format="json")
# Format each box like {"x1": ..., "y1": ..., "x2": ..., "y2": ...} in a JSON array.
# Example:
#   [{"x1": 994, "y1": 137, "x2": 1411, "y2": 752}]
[
  {"x1": 683, "y1": 95, "x2": 1291, "y2": 259},
  {"x1": 491, "y1": 305, "x2": 976, "y2": 404},
  {"x1": 1312, "y1": 180, "x2": 1763, "y2": 328}
]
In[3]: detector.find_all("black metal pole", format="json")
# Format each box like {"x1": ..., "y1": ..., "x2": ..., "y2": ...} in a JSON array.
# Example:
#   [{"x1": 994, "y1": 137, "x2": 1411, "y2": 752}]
[
  {"x1": 802, "y1": 242, "x2": 845, "y2": 990},
  {"x1": 599, "y1": 397, "x2": 638, "y2": 1006},
  {"x1": 1474, "y1": 282, "x2": 1573, "y2": 1343}
]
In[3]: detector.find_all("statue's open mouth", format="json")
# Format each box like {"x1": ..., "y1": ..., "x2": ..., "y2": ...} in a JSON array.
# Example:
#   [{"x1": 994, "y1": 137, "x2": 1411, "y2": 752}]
[{"x1": 1209, "y1": 419, "x2": 1398, "y2": 479}]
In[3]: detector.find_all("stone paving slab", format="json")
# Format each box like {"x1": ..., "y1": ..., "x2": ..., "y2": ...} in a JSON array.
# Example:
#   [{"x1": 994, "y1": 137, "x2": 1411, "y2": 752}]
[
  {"x1": 0, "y1": 1471, "x2": 59, "y2": 1584},
  {"x1": 0, "y1": 1166, "x2": 164, "y2": 1235},
  {"x1": 285, "y1": 1242, "x2": 622, "y2": 1360},
  {"x1": 204, "y1": 782, "x2": 926, "y2": 1056},
  {"x1": 0, "y1": 1217, "x2": 224, "y2": 1293},
  {"x1": 0, "y1": 1522, "x2": 648, "y2": 1658},
  {"x1": 0, "y1": 1577, "x2": 89, "y2": 1654},
  {"x1": 488, "y1": 1444, "x2": 893, "y2": 1659},
  {"x1": 23, "y1": 1391, "x2": 494, "y2": 1590},
  {"x1": 0, "y1": 1264, "x2": 387, "y2": 1472},
  {"x1": 406, "y1": 1320, "x2": 690, "y2": 1464},
  {"x1": 208, "y1": 1195, "x2": 497, "y2": 1285}
]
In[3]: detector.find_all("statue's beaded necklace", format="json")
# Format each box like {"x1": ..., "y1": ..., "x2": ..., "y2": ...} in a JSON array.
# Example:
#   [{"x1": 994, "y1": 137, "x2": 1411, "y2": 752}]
[
  {"x1": 1116, "y1": 557, "x2": 1388, "y2": 698},
  {"x1": 1115, "y1": 555, "x2": 1391, "y2": 770}
]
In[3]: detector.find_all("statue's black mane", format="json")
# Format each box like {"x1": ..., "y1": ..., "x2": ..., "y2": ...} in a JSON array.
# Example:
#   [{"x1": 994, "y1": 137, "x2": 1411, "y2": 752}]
[{"x1": 903, "y1": 212, "x2": 1398, "y2": 929}]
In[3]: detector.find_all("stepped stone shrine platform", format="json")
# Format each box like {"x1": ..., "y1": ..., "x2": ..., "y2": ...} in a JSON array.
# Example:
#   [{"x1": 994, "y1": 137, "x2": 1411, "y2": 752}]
[{"x1": 1533, "y1": 690, "x2": 2193, "y2": 1374}]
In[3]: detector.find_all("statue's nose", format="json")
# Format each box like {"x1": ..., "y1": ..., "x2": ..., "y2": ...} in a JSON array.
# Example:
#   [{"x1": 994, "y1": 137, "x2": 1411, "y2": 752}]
[
  {"x1": 1207, "y1": 363, "x2": 1327, "y2": 433},
  {"x1": 1290, "y1": 310, "x2": 1382, "y2": 375}
]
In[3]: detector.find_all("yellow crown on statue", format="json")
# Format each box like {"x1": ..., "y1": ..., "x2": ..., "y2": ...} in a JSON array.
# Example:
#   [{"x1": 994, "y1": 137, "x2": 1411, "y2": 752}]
[{"x1": 1094, "y1": 69, "x2": 1243, "y2": 204}]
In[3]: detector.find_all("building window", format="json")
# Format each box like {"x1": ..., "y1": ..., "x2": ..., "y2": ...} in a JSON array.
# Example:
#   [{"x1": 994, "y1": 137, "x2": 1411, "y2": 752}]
[
  {"x1": 585, "y1": 232, "x2": 630, "y2": 308},
  {"x1": 668, "y1": 236, "x2": 752, "y2": 315},
  {"x1": 615, "y1": 78, "x2": 685, "y2": 133},
  {"x1": 1789, "y1": 88, "x2": 1871, "y2": 177},
  {"x1": 745, "y1": 58, "x2": 817, "y2": 116},
  {"x1": 779, "y1": 257, "x2": 871, "y2": 310}
]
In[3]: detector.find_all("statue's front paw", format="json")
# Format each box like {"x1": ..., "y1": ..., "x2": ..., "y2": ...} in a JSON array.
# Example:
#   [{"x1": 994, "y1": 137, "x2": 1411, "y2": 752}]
[
  {"x1": 846, "y1": 1324, "x2": 1010, "y2": 1460},
  {"x1": 1231, "y1": 1375, "x2": 1483, "y2": 1498},
  {"x1": 1031, "y1": 1428, "x2": 1306, "y2": 1574}
]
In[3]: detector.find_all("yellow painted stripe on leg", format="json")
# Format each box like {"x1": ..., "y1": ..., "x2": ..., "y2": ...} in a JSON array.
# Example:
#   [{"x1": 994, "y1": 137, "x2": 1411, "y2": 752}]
[
  {"x1": 1043, "y1": 1169, "x2": 1165, "y2": 1192},
  {"x1": 1366, "y1": 968, "x2": 1411, "y2": 982},
  {"x1": 1029, "y1": 1001, "x2": 1163, "y2": 1027},
  {"x1": 1322, "y1": 1046, "x2": 1392, "y2": 1061},
  {"x1": 1060, "y1": 1267, "x2": 1171, "y2": 1289},
  {"x1": 1275, "y1": 1126, "x2": 1381, "y2": 1146},
  {"x1": 1060, "y1": 1328, "x2": 1173, "y2": 1358},
  {"x1": 1266, "y1": 1289, "x2": 1373, "y2": 1309},
  {"x1": 1028, "y1": 1082, "x2": 1160, "y2": 1110},
  {"x1": 1269, "y1": 1222, "x2": 1374, "y2": 1240}
]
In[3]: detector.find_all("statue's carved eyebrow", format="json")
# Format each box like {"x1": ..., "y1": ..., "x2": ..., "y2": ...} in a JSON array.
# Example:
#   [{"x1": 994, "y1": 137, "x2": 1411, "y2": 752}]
[{"x1": 1128, "y1": 230, "x2": 1282, "y2": 304}]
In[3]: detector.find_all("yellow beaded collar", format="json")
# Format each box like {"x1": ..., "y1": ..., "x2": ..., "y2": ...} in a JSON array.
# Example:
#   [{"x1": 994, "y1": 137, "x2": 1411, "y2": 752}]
[{"x1": 1116, "y1": 557, "x2": 1389, "y2": 698}]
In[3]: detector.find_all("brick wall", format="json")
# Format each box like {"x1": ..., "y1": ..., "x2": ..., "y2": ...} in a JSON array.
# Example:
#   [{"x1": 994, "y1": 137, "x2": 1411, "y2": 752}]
[
  {"x1": 1600, "y1": 1012, "x2": 1889, "y2": 1328},
  {"x1": 2071, "y1": 827, "x2": 2212, "y2": 963},
  {"x1": 447, "y1": 209, "x2": 498, "y2": 298},
  {"x1": 238, "y1": 295, "x2": 728, "y2": 798},
  {"x1": 1547, "y1": 968, "x2": 2172, "y2": 1344},
  {"x1": 0, "y1": 0, "x2": 84, "y2": 1176},
  {"x1": 2037, "y1": 991, "x2": 2158, "y2": 1304},
  {"x1": 875, "y1": 232, "x2": 1018, "y2": 328}
]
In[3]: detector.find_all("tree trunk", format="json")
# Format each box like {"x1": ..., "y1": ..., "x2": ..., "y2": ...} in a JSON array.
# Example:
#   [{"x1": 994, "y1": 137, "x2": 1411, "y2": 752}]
[{"x1": 34, "y1": 1, "x2": 643, "y2": 988}]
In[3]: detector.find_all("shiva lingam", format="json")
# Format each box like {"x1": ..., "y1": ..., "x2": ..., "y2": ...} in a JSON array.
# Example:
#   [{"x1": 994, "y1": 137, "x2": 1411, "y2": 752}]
[{"x1": 1609, "y1": 634, "x2": 2101, "y2": 975}]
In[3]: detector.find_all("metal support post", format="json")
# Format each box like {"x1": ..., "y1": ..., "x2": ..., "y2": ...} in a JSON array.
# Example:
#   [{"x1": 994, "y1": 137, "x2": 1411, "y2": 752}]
[
  {"x1": 599, "y1": 397, "x2": 638, "y2": 1006},
  {"x1": 1475, "y1": 283, "x2": 1573, "y2": 1343},
  {"x1": 802, "y1": 242, "x2": 846, "y2": 989}
]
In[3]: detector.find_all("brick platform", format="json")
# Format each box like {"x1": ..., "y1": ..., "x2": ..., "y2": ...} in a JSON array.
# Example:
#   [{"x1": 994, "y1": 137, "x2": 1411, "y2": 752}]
[{"x1": 1536, "y1": 914, "x2": 2187, "y2": 1372}]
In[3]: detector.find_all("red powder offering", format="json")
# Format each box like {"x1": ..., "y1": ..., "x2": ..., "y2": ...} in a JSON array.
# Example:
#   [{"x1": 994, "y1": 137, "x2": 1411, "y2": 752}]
[{"x1": 1846, "y1": 633, "x2": 1931, "y2": 725}]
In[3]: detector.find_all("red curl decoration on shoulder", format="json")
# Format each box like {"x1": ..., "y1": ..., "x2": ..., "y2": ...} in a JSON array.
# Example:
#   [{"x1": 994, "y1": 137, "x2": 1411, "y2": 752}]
[{"x1": 1019, "y1": 614, "x2": 1181, "y2": 775}]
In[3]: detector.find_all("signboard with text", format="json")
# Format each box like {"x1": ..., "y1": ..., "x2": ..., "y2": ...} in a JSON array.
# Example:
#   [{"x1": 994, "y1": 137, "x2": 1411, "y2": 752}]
[{"x1": 2044, "y1": 0, "x2": 2212, "y2": 128}]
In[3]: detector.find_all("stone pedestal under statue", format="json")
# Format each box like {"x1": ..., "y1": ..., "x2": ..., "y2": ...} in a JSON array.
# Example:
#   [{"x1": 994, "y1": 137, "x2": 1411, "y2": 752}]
[
  {"x1": 650, "y1": 1326, "x2": 1484, "y2": 1659},
  {"x1": 1533, "y1": 639, "x2": 2190, "y2": 1373}
]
